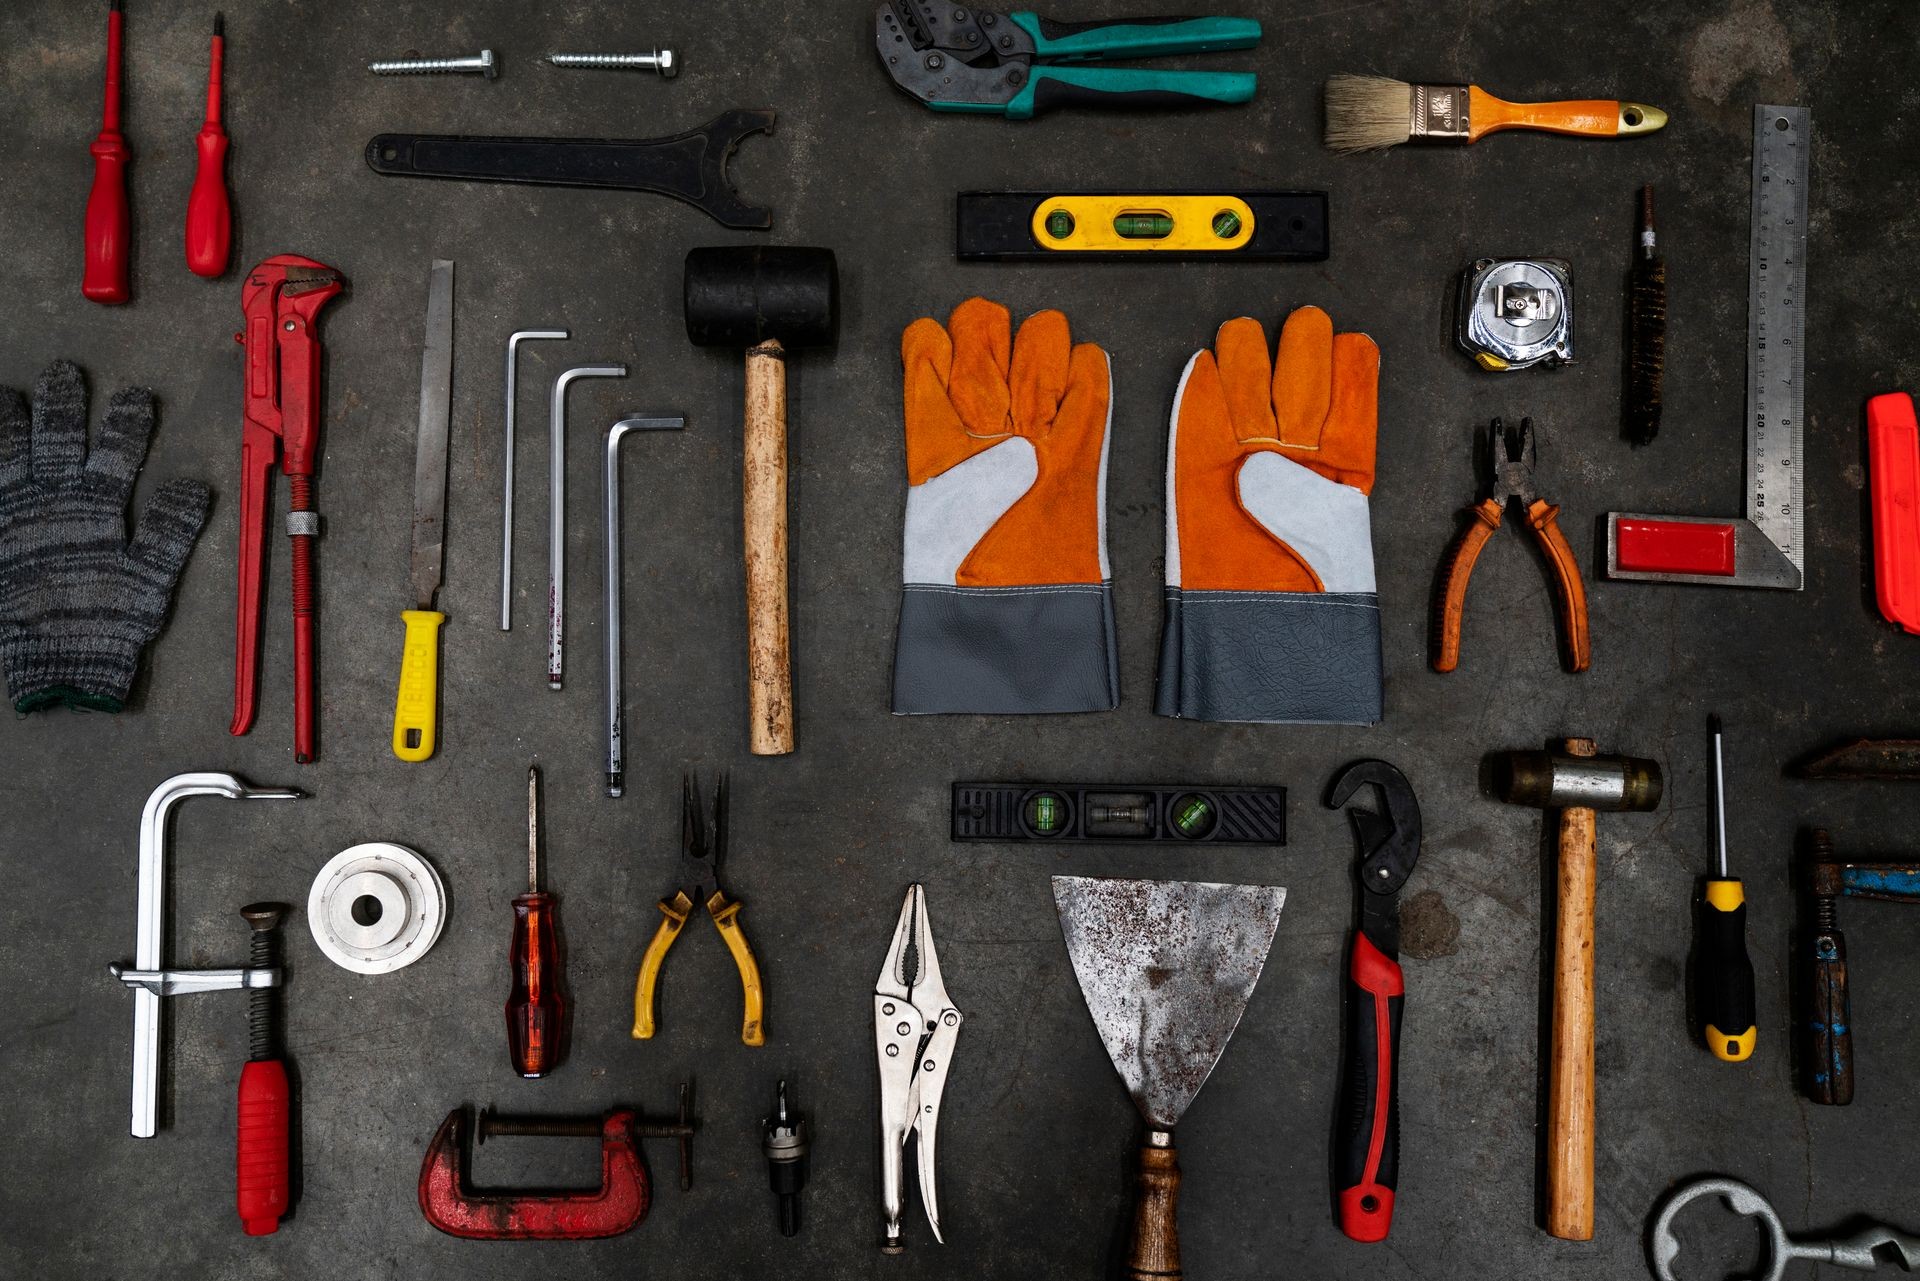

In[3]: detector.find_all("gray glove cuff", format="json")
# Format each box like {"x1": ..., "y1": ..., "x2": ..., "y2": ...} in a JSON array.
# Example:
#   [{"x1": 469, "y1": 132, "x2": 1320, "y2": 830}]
[
  {"x1": 1155, "y1": 587, "x2": 1383, "y2": 724},
  {"x1": 892, "y1": 583, "x2": 1119, "y2": 715}
]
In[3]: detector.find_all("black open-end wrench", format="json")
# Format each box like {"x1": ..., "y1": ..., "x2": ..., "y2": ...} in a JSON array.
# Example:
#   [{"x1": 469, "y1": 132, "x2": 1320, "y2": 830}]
[{"x1": 365, "y1": 109, "x2": 775, "y2": 229}]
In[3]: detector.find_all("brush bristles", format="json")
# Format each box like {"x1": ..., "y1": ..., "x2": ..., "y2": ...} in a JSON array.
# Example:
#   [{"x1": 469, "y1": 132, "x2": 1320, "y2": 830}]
[
  {"x1": 1626, "y1": 261, "x2": 1667, "y2": 446},
  {"x1": 1324, "y1": 75, "x2": 1412, "y2": 153}
]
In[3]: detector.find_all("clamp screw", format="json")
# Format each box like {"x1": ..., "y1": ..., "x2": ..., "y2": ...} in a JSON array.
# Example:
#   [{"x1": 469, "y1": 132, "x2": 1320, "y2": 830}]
[
  {"x1": 368, "y1": 48, "x2": 497, "y2": 78},
  {"x1": 240, "y1": 903, "x2": 286, "y2": 1062},
  {"x1": 925, "y1": 52, "x2": 944, "y2": 69},
  {"x1": 548, "y1": 50, "x2": 678, "y2": 77}
]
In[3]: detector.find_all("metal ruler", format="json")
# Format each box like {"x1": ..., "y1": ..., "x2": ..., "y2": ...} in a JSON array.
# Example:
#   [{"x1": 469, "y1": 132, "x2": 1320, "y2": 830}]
[{"x1": 1606, "y1": 105, "x2": 1811, "y2": 589}]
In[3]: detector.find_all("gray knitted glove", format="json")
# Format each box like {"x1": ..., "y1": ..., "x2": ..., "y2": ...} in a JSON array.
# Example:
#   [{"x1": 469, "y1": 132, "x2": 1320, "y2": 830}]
[{"x1": 0, "y1": 361, "x2": 210, "y2": 712}]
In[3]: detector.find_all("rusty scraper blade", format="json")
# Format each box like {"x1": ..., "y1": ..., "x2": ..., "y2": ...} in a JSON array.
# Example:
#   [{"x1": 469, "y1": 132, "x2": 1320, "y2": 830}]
[
  {"x1": 1051, "y1": 876, "x2": 1286, "y2": 1132},
  {"x1": 1794, "y1": 739, "x2": 1920, "y2": 781}
]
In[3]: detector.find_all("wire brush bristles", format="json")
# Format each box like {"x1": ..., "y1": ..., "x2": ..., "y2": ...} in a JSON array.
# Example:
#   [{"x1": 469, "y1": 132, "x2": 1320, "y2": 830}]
[{"x1": 1324, "y1": 75, "x2": 1413, "y2": 152}]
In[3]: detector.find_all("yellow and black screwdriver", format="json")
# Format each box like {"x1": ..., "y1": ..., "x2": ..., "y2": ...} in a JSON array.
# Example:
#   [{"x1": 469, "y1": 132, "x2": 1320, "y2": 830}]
[{"x1": 1699, "y1": 714, "x2": 1756, "y2": 1061}]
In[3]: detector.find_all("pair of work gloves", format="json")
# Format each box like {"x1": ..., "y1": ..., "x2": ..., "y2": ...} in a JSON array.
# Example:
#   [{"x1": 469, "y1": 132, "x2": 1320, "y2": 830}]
[
  {"x1": 892, "y1": 297, "x2": 1381, "y2": 724},
  {"x1": 0, "y1": 361, "x2": 209, "y2": 712}
]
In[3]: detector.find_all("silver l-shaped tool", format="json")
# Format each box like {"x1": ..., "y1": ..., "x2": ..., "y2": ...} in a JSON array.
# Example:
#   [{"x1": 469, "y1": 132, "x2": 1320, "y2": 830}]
[
  {"x1": 500, "y1": 328, "x2": 569, "y2": 631},
  {"x1": 603, "y1": 414, "x2": 686, "y2": 798},
  {"x1": 548, "y1": 364, "x2": 627, "y2": 689},
  {"x1": 109, "y1": 773, "x2": 301, "y2": 1137}
]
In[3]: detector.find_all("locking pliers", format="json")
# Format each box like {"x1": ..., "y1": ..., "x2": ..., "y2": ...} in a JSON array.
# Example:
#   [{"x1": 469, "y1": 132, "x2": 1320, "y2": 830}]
[{"x1": 874, "y1": 883, "x2": 963, "y2": 1252}]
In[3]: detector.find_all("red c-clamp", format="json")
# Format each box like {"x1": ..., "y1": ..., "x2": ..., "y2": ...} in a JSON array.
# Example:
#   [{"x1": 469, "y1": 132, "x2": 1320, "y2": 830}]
[
  {"x1": 418, "y1": 1091, "x2": 694, "y2": 1241},
  {"x1": 232, "y1": 255, "x2": 345, "y2": 763}
]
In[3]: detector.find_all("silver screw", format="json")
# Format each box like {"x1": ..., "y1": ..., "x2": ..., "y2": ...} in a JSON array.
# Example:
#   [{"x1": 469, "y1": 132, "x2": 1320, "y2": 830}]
[
  {"x1": 547, "y1": 50, "x2": 677, "y2": 78},
  {"x1": 368, "y1": 48, "x2": 497, "y2": 78}
]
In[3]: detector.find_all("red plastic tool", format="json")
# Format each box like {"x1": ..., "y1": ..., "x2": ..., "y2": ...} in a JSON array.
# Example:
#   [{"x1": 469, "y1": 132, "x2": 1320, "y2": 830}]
[
  {"x1": 83, "y1": 0, "x2": 131, "y2": 304},
  {"x1": 508, "y1": 766, "x2": 566, "y2": 1077},
  {"x1": 185, "y1": 12, "x2": 231, "y2": 278},
  {"x1": 235, "y1": 902, "x2": 291, "y2": 1236},
  {"x1": 1869, "y1": 392, "x2": 1920, "y2": 634},
  {"x1": 232, "y1": 255, "x2": 346, "y2": 763}
]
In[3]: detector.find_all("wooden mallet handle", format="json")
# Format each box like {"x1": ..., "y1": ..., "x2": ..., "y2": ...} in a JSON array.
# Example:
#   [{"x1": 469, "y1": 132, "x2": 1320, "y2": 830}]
[
  {"x1": 1547, "y1": 736, "x2": 1598, "y2": 1240},
  {"x1": 1124, "y1": 1135, "x2": 1182, "y2": 1281},
  {"x1": 742, "y1": 339, "x2": 793, "y2": 756}
]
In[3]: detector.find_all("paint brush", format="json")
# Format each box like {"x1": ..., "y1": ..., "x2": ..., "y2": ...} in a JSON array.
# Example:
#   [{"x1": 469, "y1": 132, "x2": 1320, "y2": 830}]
[
  {"x1": 1625, "y1": 183, "x2": 1667, "y2": 446},
  {"x1": 1324, "y1": 74, "x2": 1668, "y2": 153}
]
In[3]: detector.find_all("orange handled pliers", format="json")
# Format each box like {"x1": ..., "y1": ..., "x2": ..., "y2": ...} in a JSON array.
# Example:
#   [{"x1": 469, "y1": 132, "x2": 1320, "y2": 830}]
[{"x1": 1432, "y1": 417, "x2": 1590, "y2": 674}]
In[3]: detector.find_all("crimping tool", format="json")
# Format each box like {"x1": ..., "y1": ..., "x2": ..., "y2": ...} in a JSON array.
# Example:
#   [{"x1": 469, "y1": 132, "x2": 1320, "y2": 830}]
[{"x1": 874, "y1": 4, "x2": 1260, "y2": 119}]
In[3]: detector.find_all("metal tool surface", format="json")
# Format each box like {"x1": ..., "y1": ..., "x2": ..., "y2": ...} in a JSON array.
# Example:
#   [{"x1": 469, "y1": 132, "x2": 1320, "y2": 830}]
[
  {"x1": 109, "y1": 772, "x2": 301, "y2": 1138},
  {"x1": 391, "y1": 260, "x2": 455, "y2": 760},
  {"x1": 365, "y1": 109, "x2": 777, "y2": 229},
  {"x1": 1795, "y1": 738, "x2": 1920, "y2": 780},
  {"x1": 306, "y1": 843, "x2": 446, "y2": 973},
  {"x1": 1052, "y1": 875, "x2": 1284, "y2": 1281},
  {"x1": 1606, "y1": 106, "x2": 1810, "y2": 588},
  {"x1": 603, "y1": 415, "x2": 686, "y2": 796},
  {"x1": 874, "y1": 884, "x2": 963, "y2": 1252},
  {"x1": 1651, "y1": 1176, "x2": 1920, "y2": 1281},
  {"x1": 547, "y1": 364, "x2": 627, "y2": 689},
  {"x1": 500, "y1": 328, "x2": 569, "y2": 630}
]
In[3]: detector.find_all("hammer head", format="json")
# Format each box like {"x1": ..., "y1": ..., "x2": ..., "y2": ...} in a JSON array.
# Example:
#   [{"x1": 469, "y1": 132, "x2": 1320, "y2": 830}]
[
  {"x1": 683, "y1": 246, "x2": 839, "y2": 350},
  {"x1": 1492, "y1": 749, "x2": 1662, "y2": 812}
]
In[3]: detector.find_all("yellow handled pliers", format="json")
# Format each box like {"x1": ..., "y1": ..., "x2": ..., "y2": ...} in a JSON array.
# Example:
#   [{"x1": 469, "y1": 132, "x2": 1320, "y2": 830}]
[{"x1": 632, "y1": 774, "x2": 765, "y2": 1045}]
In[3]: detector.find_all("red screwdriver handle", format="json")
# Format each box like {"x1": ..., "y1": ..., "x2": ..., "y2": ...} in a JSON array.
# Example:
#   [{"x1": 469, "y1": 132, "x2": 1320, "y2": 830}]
[
  {"x1": 83, "y1": 1, "x2": 130, "y2": 304},
  {"x1": 236, "y1": 1058, "x2": 290, "y2": 1235},
  {"x1": 507, "y1": 892, "x2": 566, "y2": 1078},
  {"x1": 1335, "y1": 931, "x2": 1403, "y2": 1241},
  {"x1": 185, "y1": 24, "x2": 230, "y2": 278}
]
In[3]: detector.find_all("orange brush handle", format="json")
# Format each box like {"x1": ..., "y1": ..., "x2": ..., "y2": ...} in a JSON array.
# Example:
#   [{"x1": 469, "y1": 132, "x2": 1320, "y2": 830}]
[{"x1": 1468, "y1": 86, "x2": 1626, "y2": 141}]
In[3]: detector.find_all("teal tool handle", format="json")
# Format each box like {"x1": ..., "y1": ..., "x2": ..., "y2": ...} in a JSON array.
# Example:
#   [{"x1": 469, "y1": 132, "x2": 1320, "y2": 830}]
[
  {"x1": 1006, "y1": 65, "x2": 1256, "y2": 119},
  {"x1": 1012, "y1": 12, "x2": 1262, "y2": 60}
]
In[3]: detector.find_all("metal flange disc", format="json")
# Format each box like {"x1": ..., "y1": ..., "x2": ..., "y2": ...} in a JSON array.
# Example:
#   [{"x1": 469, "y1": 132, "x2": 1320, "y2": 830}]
[{"x1": 307, "y1": 842, "x2": 447, "y2": 974}]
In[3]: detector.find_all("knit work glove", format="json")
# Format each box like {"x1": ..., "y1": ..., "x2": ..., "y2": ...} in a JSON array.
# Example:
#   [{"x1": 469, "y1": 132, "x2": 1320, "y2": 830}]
[
  {"x1": 892, "y1": 297, "x2": 1117, "y2": 714},
  {"x1": 1156, "y1": 306, "x2": 1383, "y2": 724},
  {"x1": 0, "y1": 361, "x2": 211, "y2": 712}
]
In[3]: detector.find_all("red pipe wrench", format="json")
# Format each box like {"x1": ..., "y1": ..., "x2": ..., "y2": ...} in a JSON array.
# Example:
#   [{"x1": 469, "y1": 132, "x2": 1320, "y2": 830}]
[{"x1": 232, "y1": 255, "x2": 345, "y2": 762}]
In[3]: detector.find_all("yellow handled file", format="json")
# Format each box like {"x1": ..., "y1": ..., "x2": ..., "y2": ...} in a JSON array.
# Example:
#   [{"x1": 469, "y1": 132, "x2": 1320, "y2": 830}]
[{"x1": 391, "y1": 609, "x2": 444, "y2": 762}]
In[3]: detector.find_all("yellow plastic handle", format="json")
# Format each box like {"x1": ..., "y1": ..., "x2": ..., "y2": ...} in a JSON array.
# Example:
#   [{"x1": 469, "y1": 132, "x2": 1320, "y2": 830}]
[
  {"x1": 707, "y1": 893, "x2": 766, "y2": 1047},
  {"x1": 391, "y1": 609, "x2": 445, "y2": 762},
  {"x1": 631, "y1": 897, "x2": 689, "y2": 1039}
]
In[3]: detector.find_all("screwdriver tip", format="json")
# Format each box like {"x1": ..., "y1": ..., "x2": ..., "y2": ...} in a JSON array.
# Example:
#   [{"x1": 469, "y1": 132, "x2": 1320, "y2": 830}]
[
  {"x1": 213, "y1": 11, "x2": 223, "y2": 36},
  {"x1": 1708, "y1": 713, "x2": 1723, "y2": 735},
  {"x1": 109, "y1": 0, "x2": 122, "y2": 12}
]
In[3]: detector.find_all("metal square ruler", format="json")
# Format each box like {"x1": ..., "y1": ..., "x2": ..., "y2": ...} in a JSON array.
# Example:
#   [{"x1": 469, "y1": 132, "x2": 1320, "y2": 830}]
[{"x1": 1606, "y1": 105, "x2": 1811, "y2": 589}]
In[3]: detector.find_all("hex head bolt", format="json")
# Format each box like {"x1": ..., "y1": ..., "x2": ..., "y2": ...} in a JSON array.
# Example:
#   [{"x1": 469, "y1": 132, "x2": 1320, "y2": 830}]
[
  {"x1": 549, "y1": 50, "x2": 677, "y2": 77},
  {"x1": 369, "y1": 49, "x2": 496, "y2": 78},
  {"x1": 237, "y1": 902, "x2": 292, "y2": 1235}
]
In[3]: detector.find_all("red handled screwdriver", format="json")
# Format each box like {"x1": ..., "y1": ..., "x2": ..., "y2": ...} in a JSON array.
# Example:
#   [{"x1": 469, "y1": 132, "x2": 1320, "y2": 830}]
[
  {"x1": 83, "y1": 0, "x2": 131, "y2": 303},
  {"x1": 507, "y1": 766, "x2": 567, "y2": 1077},
  {"x1": 185, "y1": 11, "x2": 231, "y2": 277}
]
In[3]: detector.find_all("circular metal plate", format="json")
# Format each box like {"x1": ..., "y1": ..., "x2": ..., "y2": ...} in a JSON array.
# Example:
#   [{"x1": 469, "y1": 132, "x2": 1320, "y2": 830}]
[{"x1": 307, "y1": 842, "x2": 446, "y2": 974}]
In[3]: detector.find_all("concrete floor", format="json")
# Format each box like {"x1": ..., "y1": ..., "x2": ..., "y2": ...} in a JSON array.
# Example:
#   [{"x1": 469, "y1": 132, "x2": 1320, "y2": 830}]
[{"x1": 1, "y1": 0, "x2": 1916, "y2": 1276}]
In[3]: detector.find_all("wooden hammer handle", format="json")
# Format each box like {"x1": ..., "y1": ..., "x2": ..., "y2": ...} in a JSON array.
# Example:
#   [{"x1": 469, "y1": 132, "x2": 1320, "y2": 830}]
[
  {"x1": 1124, "y1": 1138, "x2": 1182, "y2": 1281},
  {"x1": 1547, "y1": 738, "x2": 1598, "y2": 1240},
  {"x1": 742, "y1": 339, "x2": 794, "y2": 756}
]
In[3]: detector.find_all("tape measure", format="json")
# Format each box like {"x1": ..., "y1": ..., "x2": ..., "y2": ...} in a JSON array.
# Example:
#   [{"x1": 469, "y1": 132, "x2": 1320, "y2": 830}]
[
  {"x1": 955, "y1": 191, "x2": 1328, "y2": 261},
  {"x1": 1606, "y1": 105, "x2": 1811, "y2": 589}
]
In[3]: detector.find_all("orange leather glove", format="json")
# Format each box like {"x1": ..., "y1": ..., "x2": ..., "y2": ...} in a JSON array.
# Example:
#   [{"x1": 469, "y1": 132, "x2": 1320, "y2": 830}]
[
  {"x1": 1156, "y1": 306, "x2": 1384, "y2": 723},
  {"x1": 892, "y1": 297, "x2": 1117, "y2": 714}
]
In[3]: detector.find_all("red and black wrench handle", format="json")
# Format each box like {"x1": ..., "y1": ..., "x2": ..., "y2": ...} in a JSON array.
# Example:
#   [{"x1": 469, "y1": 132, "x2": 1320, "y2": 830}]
[
  {"x1": 232, "y1": 256, "x2": 342, "y2": 763},
  {"x1": 1337, "y1": 930, "x2": 1403, "y2": 1242}
]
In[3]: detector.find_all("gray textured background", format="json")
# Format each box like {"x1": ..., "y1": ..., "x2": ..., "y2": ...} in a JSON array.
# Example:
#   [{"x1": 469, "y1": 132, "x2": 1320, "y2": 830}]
[{"x1": 2, "y1": 1, "x2": 1917, "y2": 1277}]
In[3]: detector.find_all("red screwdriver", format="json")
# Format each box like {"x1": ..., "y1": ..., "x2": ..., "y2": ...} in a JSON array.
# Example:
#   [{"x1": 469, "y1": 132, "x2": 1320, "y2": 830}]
[
  {"x1": 82, "y1": 0, "x2": 131, "y2": 304},
  {"x1": 185, "y1": 12, "x2": 231, "y2": 278},
  {"x1": 507, "y1": 765, "x2": 567, "y2": 1078}
]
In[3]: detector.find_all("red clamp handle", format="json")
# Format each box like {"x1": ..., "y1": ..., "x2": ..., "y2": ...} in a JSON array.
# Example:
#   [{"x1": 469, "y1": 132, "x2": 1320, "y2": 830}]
[
  {"x1": 1868, "y1": 392, "x2": 1920, "y2": 635},
  {"x1": 237, "y1": 1059, "x2": 290, "y2": 1235}
]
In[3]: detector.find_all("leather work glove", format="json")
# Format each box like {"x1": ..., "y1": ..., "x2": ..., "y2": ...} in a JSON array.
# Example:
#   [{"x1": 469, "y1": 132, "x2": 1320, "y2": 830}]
[
  {"x1": 0, "y1": 361, "x2": 211, "y2": 712},
  {"x1": 892, "y1": 297, "x2": 1117, "y2": 714},
  {"x1": 1155, "y1": 307, "x2": 1383, "y2": 724}
]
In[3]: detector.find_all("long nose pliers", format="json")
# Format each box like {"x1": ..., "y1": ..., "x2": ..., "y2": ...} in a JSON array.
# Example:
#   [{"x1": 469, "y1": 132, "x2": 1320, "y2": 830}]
[
  {"x1": 631, "y1": 774, "x2": 765, "y2": 1046},
  {"x1": 1432, "y1": 416, "x2": 1591, "y2": 674},
  {"x1": 873, "y1": 4, "x2": 1261, "y2": 119}
]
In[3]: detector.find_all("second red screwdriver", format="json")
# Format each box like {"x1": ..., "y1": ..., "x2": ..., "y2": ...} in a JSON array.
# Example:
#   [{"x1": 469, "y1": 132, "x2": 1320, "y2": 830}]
[{"x1": 507, "y1": 765, "x2": 567, "y2": 1078}]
